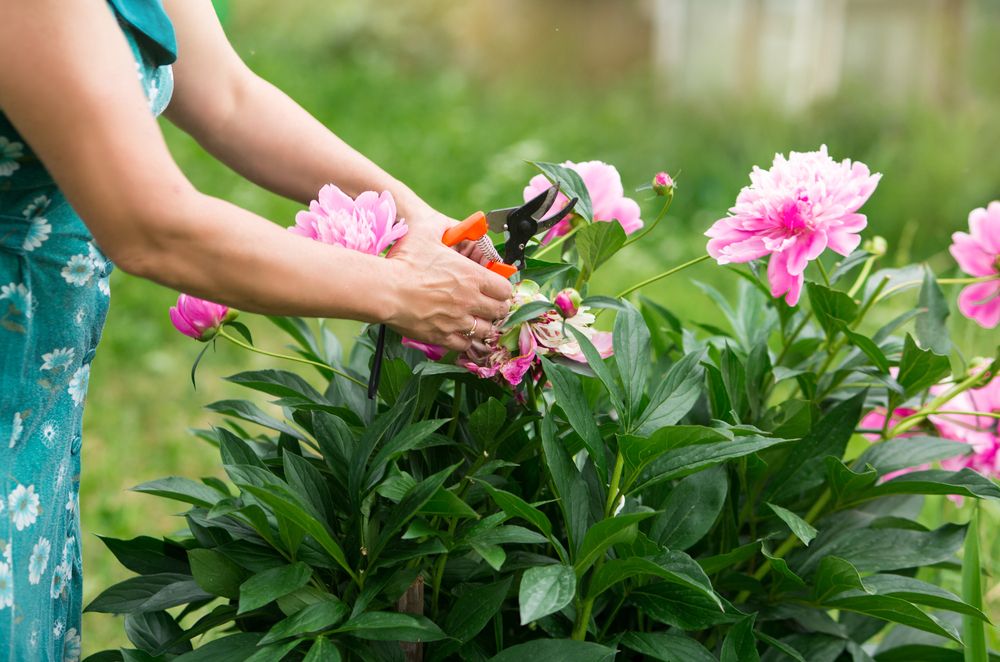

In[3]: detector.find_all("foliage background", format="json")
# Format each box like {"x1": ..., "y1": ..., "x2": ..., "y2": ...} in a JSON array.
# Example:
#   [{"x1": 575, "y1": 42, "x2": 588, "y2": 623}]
[{"x1": 81, "y1": 0, "x2": 1000, "y2": 654}]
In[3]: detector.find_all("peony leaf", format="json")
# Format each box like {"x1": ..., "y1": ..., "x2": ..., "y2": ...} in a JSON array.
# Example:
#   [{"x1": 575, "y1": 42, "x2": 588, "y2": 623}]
[
  {"x1": 531, "y1": 161, "x2": 593, "y2": 221},
  {"x1": 518, "y1": 564, "x2": 576, "y2": 624}
]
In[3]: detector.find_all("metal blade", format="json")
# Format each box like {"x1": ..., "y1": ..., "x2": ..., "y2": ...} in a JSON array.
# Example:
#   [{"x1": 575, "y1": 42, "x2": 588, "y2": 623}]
[{"x1": 484, "y1": 207, "x2": 518, "y2": 233}]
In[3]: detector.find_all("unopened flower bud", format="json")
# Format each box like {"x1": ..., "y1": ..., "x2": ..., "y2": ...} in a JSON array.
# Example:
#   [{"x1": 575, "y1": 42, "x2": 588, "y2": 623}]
[
  {"x1": 863, "y1": 235, "x2": 888, "y2": 257},
  {"x1": 169, "y1": 294, "x2": 237, "y2": 342},
  {"x1": 652, "y1": 171, "x2": 675, "y2": 196},
  {"x1": 553, "y1": 288, "x2": 582, "y2": 318}
]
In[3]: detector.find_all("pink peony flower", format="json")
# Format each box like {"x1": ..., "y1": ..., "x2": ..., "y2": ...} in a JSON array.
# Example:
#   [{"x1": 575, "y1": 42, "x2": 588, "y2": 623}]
[
  {"x1": 652, "y1": 171, "x2": 674, "y2": 196},
  {"x1": 949, "y1": 201, "x2": 1000, "y2": 328},
  {"x1": 460, "y1": 325, "x2": 538, "y2": 387},
  {"x1": 289, "y1": 184, "x2": 408, "y2": 255},
  {"x1": 705, "y1": 145, "x2": 881, "y2": 306},
  {"x1": 524, "y1": 161, "x2": 643, "y2": 244},
  {"x1": 169, "y1": 294, "x2": 236, "y2": 341},
  {"x1": 402, "y1": 338, "x2": 447, "y2": 361},
  {"x1": 929, "y1": 363, "x2": 1000, "y2": 480},
  {"x1": 553, "y1": 288, "x2": 582, "y2": 318}
]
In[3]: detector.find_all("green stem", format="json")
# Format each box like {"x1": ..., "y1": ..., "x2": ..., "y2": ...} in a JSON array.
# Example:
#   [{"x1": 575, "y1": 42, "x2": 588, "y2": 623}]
[
  {"x1": 216, "y1": 327, "x2": 367, "y2": 388},
  {"x1": 572, "y1": 590, "x2": 596, "y2": 641},
  {"x1": 816, "y1": 259, "x2": 831, "y2": 287},
  {"x1": 532, "y1": 224, "x2": 581, "y2": 261},
  {"x1": 773, "y1": 312, "x2": 812, "y2": 367},
  {"x1": 875, "y1": 274, "x2": 999, "y2": 305},
  {"x1": 846, "y1": 256, "x2": 877, "y2": 299},
  {"x1": 604, "y1": 452, "x2": 625, "y2": 518},
  {"x1": 616, "y1": 254, "x2": 712, "y2": 300},
  {"x1": 622, "y1": 191, "x2": 674, "y2": 248},
  {"x1": 886, "y1": 369, "x2": 995, "y2": 438}
]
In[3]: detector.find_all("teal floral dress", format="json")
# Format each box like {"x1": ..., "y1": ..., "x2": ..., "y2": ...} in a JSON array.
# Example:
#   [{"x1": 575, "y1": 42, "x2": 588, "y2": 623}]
[{"x1": 0, "y1": 2, "x2": 175, "y2": 659}]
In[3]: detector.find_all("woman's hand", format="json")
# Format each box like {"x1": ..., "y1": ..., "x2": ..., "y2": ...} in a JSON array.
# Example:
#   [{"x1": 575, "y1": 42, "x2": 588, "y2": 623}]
[{"x1": 383, "y1": 210, "x2": 513, "y2": 352}]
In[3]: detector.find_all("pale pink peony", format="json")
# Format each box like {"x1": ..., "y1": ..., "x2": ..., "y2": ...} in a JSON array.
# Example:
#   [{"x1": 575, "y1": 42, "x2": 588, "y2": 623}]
[
  {"x1": 949, "y1": 201, "x2": 1000, "y2": 329},
  {"x1": 289, "y1": 184, "x2": 408, "y2": 255},
  {"x1": 705, "y1": 145, "x2": 881, "y2": 306},
  {"x1": 524, "y1": 161, "x2": 643, "y2": 244},
  {"x1": 169, "y1": 294, "x2": 235, "y2": 341}
]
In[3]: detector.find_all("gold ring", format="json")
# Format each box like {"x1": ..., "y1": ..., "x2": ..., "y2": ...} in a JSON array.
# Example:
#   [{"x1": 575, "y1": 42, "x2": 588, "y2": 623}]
[{"x1": 463, "y1": 318, "x2": 478, "y2": 338}]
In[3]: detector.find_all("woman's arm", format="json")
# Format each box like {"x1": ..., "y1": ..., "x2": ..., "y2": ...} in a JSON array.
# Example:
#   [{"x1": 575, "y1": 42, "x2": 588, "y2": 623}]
[
  {"x1": 0, "y1": 0, "x2": 510, "y2": 351},
  {"x1": 161, "y1": 0, "x2": 435, "y2": 222}
]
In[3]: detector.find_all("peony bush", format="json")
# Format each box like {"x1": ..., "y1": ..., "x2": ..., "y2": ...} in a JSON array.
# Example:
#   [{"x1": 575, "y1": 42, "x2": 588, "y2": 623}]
[{"x1": 85, "y1": 152, "x2": 999, "y2": 662}]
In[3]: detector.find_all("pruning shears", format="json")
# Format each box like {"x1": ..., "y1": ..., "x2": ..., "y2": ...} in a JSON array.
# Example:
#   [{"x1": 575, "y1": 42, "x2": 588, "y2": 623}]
[{"x1": 367, "y1": 185, "x2": 578, "y2": 399}]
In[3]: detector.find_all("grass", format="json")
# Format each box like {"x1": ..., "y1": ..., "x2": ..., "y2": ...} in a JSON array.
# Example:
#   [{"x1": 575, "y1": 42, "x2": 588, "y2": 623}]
[{"x1": 81, "y1": 3, "x2": 1000, "y2": 654}]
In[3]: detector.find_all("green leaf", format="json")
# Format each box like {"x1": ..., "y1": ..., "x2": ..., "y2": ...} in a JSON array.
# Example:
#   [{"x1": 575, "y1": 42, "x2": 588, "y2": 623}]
[
  {"x1": 131, "y1": 477, "x2": 223, "y2": 508},
  {"x1": 469, "y1": 398, "x2": 506, "y2": 448},
  {"x1": 635, "y1": 434, "x2": 791, "y2": 492},
  {"x1": 124, "y1": 611, "x2": 189, "y2": 656},
  {"x1": 630, "y1": 582, "x2": 739, "y2": 630},
  {"x1": 85, "y1": 574, "x2": 213, "y2": 614},
  {"x1": 471, "y1": 541, "x2": 506, "y2": 571},
  {"x1": 755, "y1": 631, "x2": 807, "y2": 662},
  {"x1": 964, "y1": 504, "x2": 988, "y2": 662},
  {"x1": 541, "y1": 416, "x2": 590, "y2": 553},
  {"x1": 915, "y1": 264, "x2": 951, "y2": 354},
  {"x1": 824, "y1": 593, "x2": 962, "y2": 643},
  {"x1": 806, "y1": 282, "x2": 859, "y2": 339},
  {"x1": 258, "y1": 597, "x2": 349, "y2": 645},
  {"x1": 621, "y1": 426, "x2": 730, "y2": 485},
  {"x1": 365, "y1": 418, "x2": 449, "y2": 491},
  {"x1": 576, "y1": 219, "x2": 627, "y2": 276},
  {"x1": 896, "y1": 334, "x2": 951, "y2": 400},
  {"x1": 225, "y1": 369, "x2": 324, "y2": 401},
  {"x1": 332, "y1": 611, "x2": 448, "y2": 642},
  {"x1": 813, "y1": 556, "x2": 870, "y2": 602},
  {"x1": 531, "y1": 161, "x2": 594, "y2": 221},
  {"x1": 539, "y1": 356, "x2": 608, "y2": 477},
  {"x1": 237, "y1": 563, "x2": 312, "y2": 614},
  {"x1": 721, "y1": 614, "x2": 759, "y2": 662},
  {"x1": 505, "y1": 300, "x2": 556, "y2": 328},
  {"x1": 614, "y1": 301, "x2": 651, "y2": 422},
  {"x1": 634, "y1": 350, "x2": 706, "y2": 436},
  {"x1": 518, "y1": 564, "x2": 576, "y2": 624},
  {"x1": 480, "y1": 483, "x2": 552, "y2": 537},
  {"x1": 443, "y1": 577, "x2": 512, "y2": 644},
  {"x1": 826, "y1": 458, "x2": 879, "y2": 504},
  {"x1": 371, "y1": 464, "x2": 458, "y2": 562},
  {"x1": 574, "y1": 512, "x2": 656, "y2": 575},
  {"x1": 649, "y1": 465, "x2": 728, "y2": 550},
  {"x1": 799, "y1": 523, "x2": 966, "y2": 575},
  {"x1": 98, "y1": 536, "x2": 190, "y2": 576},
  {"x1": 206, "y1": 399, "x2": 306, "y2": 440},
  {"x1": 420, "y1": 488, "x2": 478, "y2": 518},
  {"x1": 767, "y1": 503, "x2": 818, "y2": 546},
  {"x1": 619, "y1": 632, "x2": 716, "y2": 662},
  {"x1": 855, "y1": 436, "x2": 971, "y2": 476},
  {"x1": 839, "y1": 323, "x2": 891, "y2": 373},
  {"x1": 860, "y1": 469, "x2": 1000, "y2": 501},
  {"x1": 173, "y1": 633, "x2": 263, "y2": 662},
  {"x1": 566, "y1": 324, "x2": 625, "y2": 416},
  {"x1": 874, "y1": 644, "x2": 999, "y2": 662},
  {"x1": 767, "y1": 390, "x2": 866, "y2": 503},
  {"x1": 303, "y1": 638, "x2": 340, "y2": 662},
  {"x1": 488, "y1": 640, "x2": 617, "y2": 662},
  {"x1": 588, "y1": 551, "x2": 722, "y2": 609},
  {"x1": 187, "y1": 549, "x2": 244, "y2": 600},
  {"x1": 860, "y1": 574, "x2": 990, "y2": 621}
]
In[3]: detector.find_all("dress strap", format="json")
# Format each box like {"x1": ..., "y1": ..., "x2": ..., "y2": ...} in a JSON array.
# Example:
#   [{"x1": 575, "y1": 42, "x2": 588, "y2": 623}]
[{"x1": 107, "y1": 0, "x2": 177, "y2": 66}]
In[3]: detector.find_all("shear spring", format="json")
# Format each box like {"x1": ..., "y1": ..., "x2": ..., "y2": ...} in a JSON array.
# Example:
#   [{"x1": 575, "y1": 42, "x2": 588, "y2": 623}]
[{"x1": 478, "y1": 236, "x2": 503, "y2": 264}]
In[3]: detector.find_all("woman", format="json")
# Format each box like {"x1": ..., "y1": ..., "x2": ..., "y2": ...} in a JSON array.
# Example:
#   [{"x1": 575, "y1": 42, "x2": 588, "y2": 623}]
[{"x1": 0, "y1": 0, "x2": 513, "y2": 658}]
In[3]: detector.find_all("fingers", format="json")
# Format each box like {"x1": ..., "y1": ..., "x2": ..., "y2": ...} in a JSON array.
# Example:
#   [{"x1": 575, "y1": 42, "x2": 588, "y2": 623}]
[{"x1": 477, "y1": 268, "x2": 514, "y2": 301}]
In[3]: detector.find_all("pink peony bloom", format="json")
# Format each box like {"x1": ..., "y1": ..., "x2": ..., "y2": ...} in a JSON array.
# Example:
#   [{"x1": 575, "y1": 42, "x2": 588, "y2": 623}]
[
  {"x1": 461, "y1": 325, "x2": 538, "y2": 387},
  {"x1": 553, "y1": 288, "x2": 582, "y2": 319},
  {"x1": 289, "y1": 184, "x2": 408, "y2": 255},
  {"x1": 949, "y1": 201, "x2": 1000, "y2": 328},
  {"x1": 169, "y1": 294, "x2": 235, "y2": 341},
  {"x1": 402, "y1": 338, "x2": 447, "y2": 361},
  {"x1": 929, "y1": 363, "x2": 1000, "y2": 480},
  {"x1": 524, "y1": 161, "x2": 643, "y2": 243},
  {"x1": 652, "y1": 171, "x2": 674, "y2": 196},
  {"x1": 530, "y1": 306, "x2": 613, "y2": 362},
  {"x1": 705, "y1": 145, "x2": 881, "y2": 306}
]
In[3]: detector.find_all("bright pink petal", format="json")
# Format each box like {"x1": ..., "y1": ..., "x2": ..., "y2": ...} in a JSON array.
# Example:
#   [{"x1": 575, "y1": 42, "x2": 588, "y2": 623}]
[
  {"x1": 969, "y1": 202, "x2": 1000, "y2": 255},
  {"x1": 169, "y1": 306, "x2": 200, "y2": 339},
  {"x1": 958, "y1": 281, "x2": 1000, "y2": 328},
  {"x1": 950, "y1": 232, "x2": 997, "y2": 278},
  {"x1": 402, "y1": 338, "x2": 446, "y2": 361}
]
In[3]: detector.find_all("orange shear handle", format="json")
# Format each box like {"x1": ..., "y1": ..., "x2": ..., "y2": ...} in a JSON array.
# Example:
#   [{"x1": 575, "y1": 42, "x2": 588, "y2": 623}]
[{"x1": 442, "y1": 212, "x2": 518, "y2": 279}]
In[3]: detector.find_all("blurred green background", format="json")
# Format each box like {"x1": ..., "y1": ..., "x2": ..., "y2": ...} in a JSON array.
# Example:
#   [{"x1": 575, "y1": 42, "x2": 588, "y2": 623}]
[{"x1": 82, "y1": 0, "x2": 1000, "y2": 653}]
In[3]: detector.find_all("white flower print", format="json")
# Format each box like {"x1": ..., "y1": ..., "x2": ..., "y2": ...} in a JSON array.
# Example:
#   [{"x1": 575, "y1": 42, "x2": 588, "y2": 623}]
[
  {"x1": 0, "y1": 135, "x2": 24, "y2": 177},
  {"x1": 28, "y1": 537, "x2": 50, "y2": 585},
  {"x1": 53, "y1": 620, "x2": 64, "y2": 638},
  {"x1": 65, "y1": 492, "x2": 76, "y2": 515},
  {"x1": 29, "y1": 623, "x2": 39, "y2": 649},
  {"x1": 74, "y1": 307, "x2": 86, "y2": 326},
  {"x1": 9, "y1": 411, "x2": 23, "y2": 448},
  {"x1": 51, "y1": 561, "x2": 70, "y2": 599},
  {"x1": 62, "y1": 536, "x2": 75, "y2": 564},
  {"x1": 0, "y1": 281, "x2": 32, "y2": 318},
  {"x1": 61, "y1": 254, "x2": 95, "y2": 286},
  {"x1": 42, "y1": 422, "x2": 57, "y2": 443},
  {"x1": 8, "y1": 484, "x2": 40, "y2": 531},
  {"x1": 68, "y1": 364, "x2": 90, "y2": 406},
  {"x1": 63, "y1": 627, "x2": 82, "y2": 662},
  {"x1": 98, "y1": 276, "x2": 111, "y2": 296},
  {"x1": 1, "y1": 541, "x2": 10, "y2": 564},
  {"x1": 22, "y1": 217, "x2": 52, "y2": 252},
  {"x1": 55, "y1": 459, "x2": 68, "y2": 489},
  {"x1": 0, "y1": 561, "x2": 12, "y2": 609},
  {"x1": 41, "y1": 347, "x2": 76, "y2": 372},
  {"x1": 22, "y1": 194, "x2": 50, "y2": 218}
]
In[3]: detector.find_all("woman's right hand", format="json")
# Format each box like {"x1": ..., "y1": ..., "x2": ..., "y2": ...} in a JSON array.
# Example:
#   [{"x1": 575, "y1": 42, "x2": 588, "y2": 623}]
[{"x1": 383, "y1": 214, "x2": 513, "y2": 353}]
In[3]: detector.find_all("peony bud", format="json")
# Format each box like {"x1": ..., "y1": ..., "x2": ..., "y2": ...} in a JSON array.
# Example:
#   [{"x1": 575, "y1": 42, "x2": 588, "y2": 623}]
[
  {"x1": 169, "y1": 294, "x2": 236, "y2": 341},
  {"x1": 652, "y1": 171, "x2": 674, "y2": 197},
  {"x1": 553, "y1": 288, "x2": 582, "y2": 318},
  {"x1": 863, "y1": 235, "x2": 888, "y2": 257}
]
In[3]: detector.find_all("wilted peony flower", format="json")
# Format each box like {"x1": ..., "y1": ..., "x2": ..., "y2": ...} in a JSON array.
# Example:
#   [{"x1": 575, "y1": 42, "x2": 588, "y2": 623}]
[
  {"x1": 289, "y1": 184, "x2": 408, "y2": 255},
  {"x1": 460, "y1": 324, "x2": 538, "y2": 387},
  {"x1": 705, "y1": 145, "x2": 881, "y2": 306},
  {"x1": 169, "y1": 294, "x2": 236, "y2": 341},
  {"x1": 553, "y1": 288, "x2": 582, "y2": 318},
  {"x1": 524, "y1": 161, "x2": 643, "y2": 244},
  {"x1": 652, "y1": 171, "x2": 674, "y2": 196},
  {"x1": 949, "y1": 201, "x2": 1000, "y2": 329}
]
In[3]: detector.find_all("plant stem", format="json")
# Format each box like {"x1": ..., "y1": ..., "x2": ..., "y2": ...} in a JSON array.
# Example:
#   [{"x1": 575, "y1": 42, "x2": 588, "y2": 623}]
[
  {"x1": 616, "y1": 254, "x2": 712, "y2": 300},
  {"x1": 846, "y1": 256, "x2": 877, "y2": 298},
  {"x1": 886, "y1": 369, "x2": 995, "y2": 438},
  {"x1": 532, "y1": 225, "x2": 580, "y2": 261},
  {"x1": 773, "y1": 312, "x2": 812, "y2": 367},
  {"x1": 622, "y1": 191, "x2": 674, "y2": 248},
  {"x1": 572, "y1": 590, "x2": 596, "y2": 641},
  {"x1": 816, "y1": 259, "x2": 831, "y2": 287},
  {"x1": 604, "y1": 452, "x2": 625, "y2": 518},
  {"x1": 875, "y1": 274, "x2": 999, "y2": 305},
  {"x1": 216, "y1": 327, "x2": 367, "y2": 388}
]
